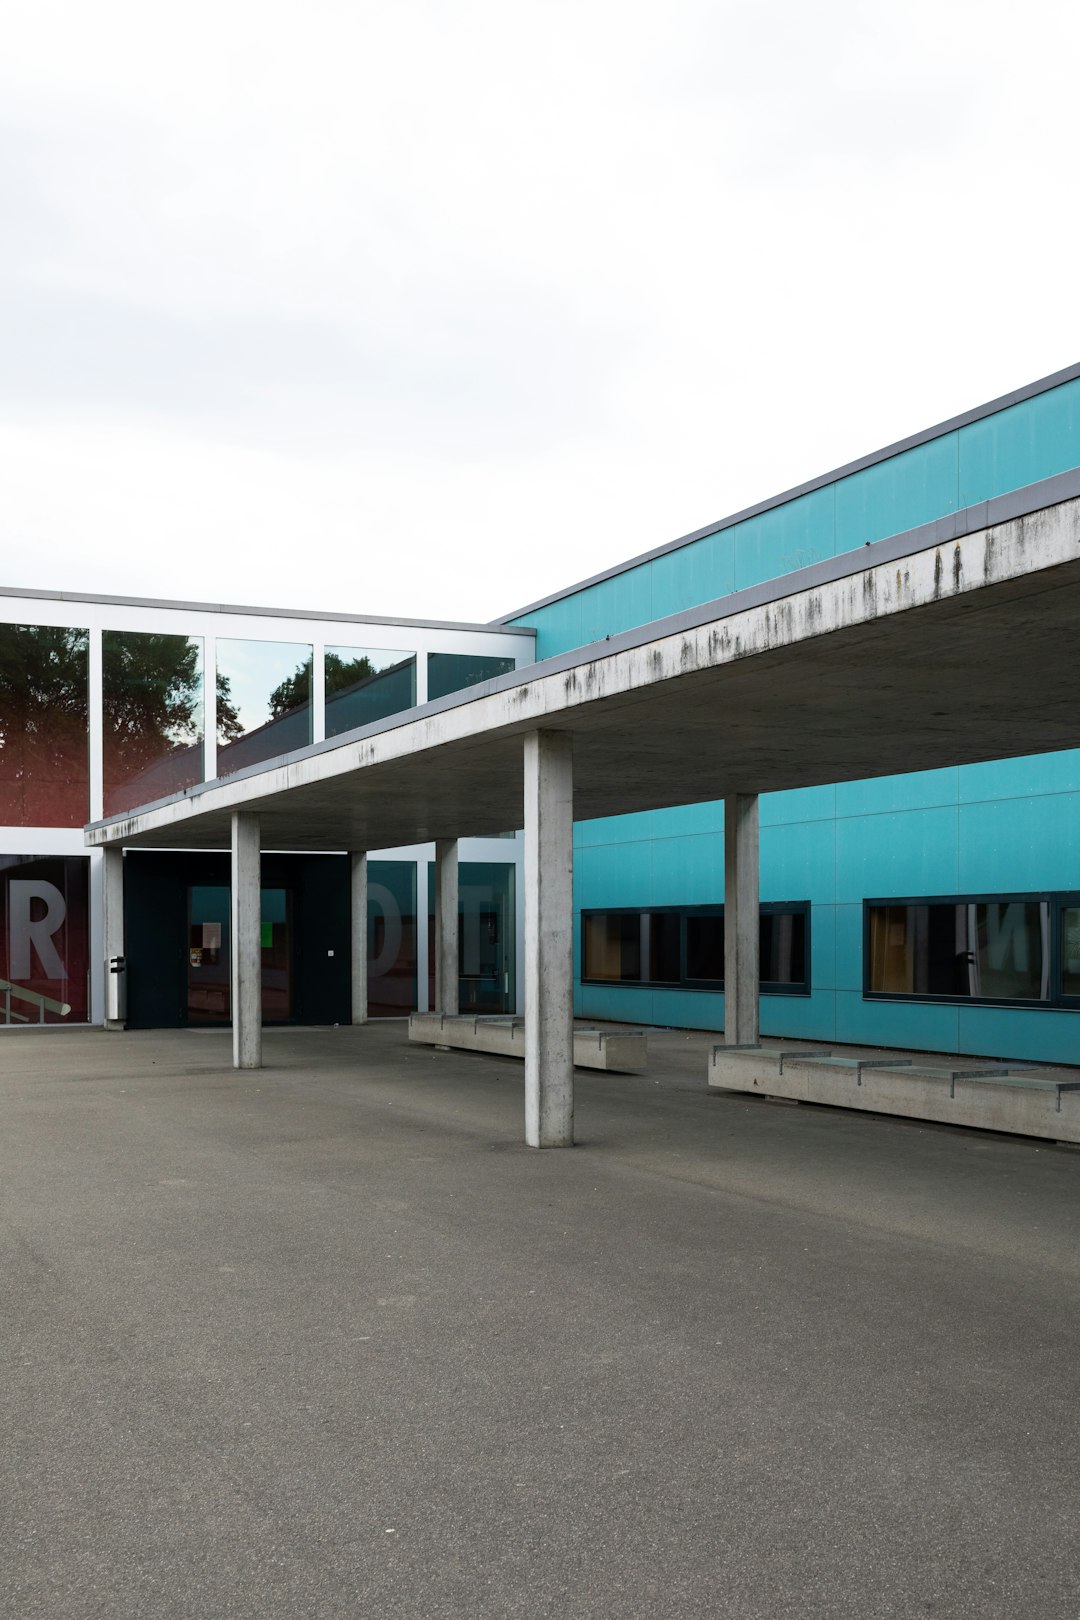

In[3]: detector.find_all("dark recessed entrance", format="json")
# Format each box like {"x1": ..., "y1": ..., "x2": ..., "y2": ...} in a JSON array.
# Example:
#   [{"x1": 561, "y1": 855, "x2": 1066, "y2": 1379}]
[
  {"x1": 186, "y1": 884, "x2": 294, "y2": 1024},
  {"x1": 125, "y1": 852, "x2": 348, "y2": 1029}
]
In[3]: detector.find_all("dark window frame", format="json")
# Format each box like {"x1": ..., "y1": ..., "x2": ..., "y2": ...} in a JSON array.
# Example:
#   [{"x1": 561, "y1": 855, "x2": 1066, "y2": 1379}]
[
  {"x1": 580, "y1": 902, "x2": 812, "y2": 997},
  {"x1": 862, "y1": 892, "x2": 1076, "y2": 1011},
  {"x1": 1053, "y1": 892, "x2": 1080, "y2": 1010}
]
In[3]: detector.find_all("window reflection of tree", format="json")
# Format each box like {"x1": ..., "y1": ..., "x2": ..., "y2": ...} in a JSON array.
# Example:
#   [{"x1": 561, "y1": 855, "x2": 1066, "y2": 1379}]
[
  {"x1": 214, "y1": 646, "x2": 313, "y2": 776},
  {"x1": 102, "y1": 632, "x2": 244, "y2": 814},
  {"x1": 0, "y1": 625, "x2": 89, "y2": 825},
  {"x1": 270, "y1": 651, "x2": 379, "y2": 719}
]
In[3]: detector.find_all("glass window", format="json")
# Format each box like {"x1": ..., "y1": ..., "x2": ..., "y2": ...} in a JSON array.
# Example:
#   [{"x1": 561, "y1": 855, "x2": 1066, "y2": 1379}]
[
  {"x1": 216, "y1": 639, "x2": 312, "y2": 777},
  {"x1": 761, "y1": 909, "x2": 807, "y2": 986},
  {"x1": 102, "y1": 630, "x2": 203, "y2": 815},
  {"x1": 583, "y1": 906, "x2": 810, "y2": 993},
  {"x1": 0, "y1": 625, "x2": 88, "y2": 827},
  {"x1": 583, "y1": 913, "x2": 641, "y2": 982},
  {"x1": 684, "y1": 909, "x2": 808, "y2": 987},
  {"x1": 427, "y1": 652, "x2": 515, "y2": 702},
  {"x1": 1062, "y1": 906, "x2": 1080, "y2": 999},
  {"x1": 647, "y1": 912, "x2": 681, "y2": 983},
  {"x1": 686, "y1": 912, "x2": 724, "y2": 981},
  {"x1": 325, "y1": 645, "x2": 416, "y2": 738},
  {"x1": 0, "y1": 854, "x2": 89, "y2": 1023},
  {"x1": 973, "y1": 902, "x2": 1049, "y2": 1000},
  {"x1": 867, "y1": 900, "x2": 1049, "y2": 1001}
]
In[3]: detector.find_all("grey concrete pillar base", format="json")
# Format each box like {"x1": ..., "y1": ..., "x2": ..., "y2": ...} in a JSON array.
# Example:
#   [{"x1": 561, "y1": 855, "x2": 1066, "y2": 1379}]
[
  {"x1": 434, "y1": 839, "x2": 459, "y2": 1018},
  {"x1": 350, "y1": 851, "x2": 368, "y2": 1025},
  {"x1": 724, "y1": 793, "x2": 760, "y2": 1048},
  {"x1": 524, "y1": 729, "x2": 574, "y2": 1148},
  {"x1": 231, "y1": 811, "x2": 262, "y2": 1070}
]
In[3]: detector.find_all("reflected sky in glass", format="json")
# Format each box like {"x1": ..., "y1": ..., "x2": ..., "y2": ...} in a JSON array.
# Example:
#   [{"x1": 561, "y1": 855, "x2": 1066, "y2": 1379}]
[
  {"x1": 326, "y1": 645, "x2": 413, "y2": 686},
  {"x1": 217, "y1": 638, "x2": 311, "y2": 738}
]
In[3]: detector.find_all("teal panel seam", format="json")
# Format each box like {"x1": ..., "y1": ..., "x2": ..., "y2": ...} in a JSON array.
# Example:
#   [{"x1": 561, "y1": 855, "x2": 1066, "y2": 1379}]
[{"x1": 954, "y1": 782, "x2": 1080, "y2": 808}]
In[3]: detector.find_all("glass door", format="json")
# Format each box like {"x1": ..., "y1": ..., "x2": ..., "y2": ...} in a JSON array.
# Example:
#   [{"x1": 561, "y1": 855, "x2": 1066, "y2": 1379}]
[
  {"x1": 367, "y1": 861, "x2": 418, "y2": 1018},
  {"x1": 260, "y1": 888, "x2": 293, "y2": 1020},
  {"x1": 187, "y1": 885, "x2": 230, "y2": 1023},
  {"x1": 426, "y1": 862, "x2": 516, "y2": 1014},
  {"x1": 186, "y1": 885, "x2": 293, "y2": 1023}
]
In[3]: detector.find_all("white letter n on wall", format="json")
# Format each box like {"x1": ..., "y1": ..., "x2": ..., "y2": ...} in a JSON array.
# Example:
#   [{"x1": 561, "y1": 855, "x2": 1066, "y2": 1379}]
[{"x1": 9, "y1": 881, "x2": 67, "y2": 980}]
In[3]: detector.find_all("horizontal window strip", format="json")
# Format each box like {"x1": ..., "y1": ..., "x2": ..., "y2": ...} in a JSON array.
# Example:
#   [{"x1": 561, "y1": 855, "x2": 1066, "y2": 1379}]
[
  {"x1": 865, "y1": 892, "x2": 1080, "y2": 1011},
  {"x1": 580, "y1": 904, "x2": 810, "y2": 996}
]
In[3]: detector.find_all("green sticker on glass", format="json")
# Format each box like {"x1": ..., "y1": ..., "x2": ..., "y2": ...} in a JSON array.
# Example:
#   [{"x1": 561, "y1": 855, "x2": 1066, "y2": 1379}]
[{"x1": 261, "y1": 921, "x2": 273, "y2": 949}]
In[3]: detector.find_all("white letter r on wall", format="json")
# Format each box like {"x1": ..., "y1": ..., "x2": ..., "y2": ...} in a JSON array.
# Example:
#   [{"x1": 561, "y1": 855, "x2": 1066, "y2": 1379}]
[{"x1": 9, "y1": 881, "x2": 67, "y2": 980}]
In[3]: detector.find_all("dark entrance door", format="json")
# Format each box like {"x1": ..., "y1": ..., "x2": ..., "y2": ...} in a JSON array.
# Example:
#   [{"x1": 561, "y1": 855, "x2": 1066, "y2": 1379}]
[
  {"x1": 186, "y1": 883, "x2": 293, "y2": 1023},
  {"x1": 187, "y1": 884, "x2": 229, "y2": 1023},
  {"x1": 126, "y1": 851, "x2": 352, "y2": 1028}
]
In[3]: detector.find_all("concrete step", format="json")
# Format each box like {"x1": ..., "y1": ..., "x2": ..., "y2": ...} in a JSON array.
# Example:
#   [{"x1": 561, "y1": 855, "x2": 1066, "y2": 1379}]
[
  {"x1": 708, "y1": 1044, "x2": 1080, "y2": 1143},
  {"x1": 409, "y1": 1013, "x2": 648, "y2": 1073}
]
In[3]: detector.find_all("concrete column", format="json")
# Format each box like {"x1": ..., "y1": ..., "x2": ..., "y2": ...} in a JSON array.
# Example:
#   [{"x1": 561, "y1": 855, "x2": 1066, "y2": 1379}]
[
  {"x1": 231, "y1": 811, "x2": 262, "y2": 1070},
  {"x1": 724, "y1": 793, "x2": 760, "y2": 1047},
  {"x1": 434, "y1": 838, "x2": 459, "y2": 1016},
  {"x1": 415, "y1": 854, "x2": 431, "y2": 1012},
  {"x1": 203, "y1": 634, "x2": 217, "y2": 781},
  {"x1": 350, "y1": 851, "x2": 368, "y2": 1024},
  {"x1": 523, "y1": 729, "x2": 574, "y2": 1148},
  {"x1": 102, "y1": 845, "x2": 125, "y2": 1029}
]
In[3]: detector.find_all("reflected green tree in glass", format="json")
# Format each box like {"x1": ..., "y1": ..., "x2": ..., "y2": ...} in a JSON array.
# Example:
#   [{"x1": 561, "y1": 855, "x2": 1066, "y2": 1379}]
[
  {"x1": 0, "y1": 625, "x2": 89, "y2": 824},
  {"x1": 104, "y1": 632, "x2": 245, "y2": 766},
  {"x1": 269, "y1": 651, "x2": 374, "y2": 719},
  {"x1": 217, "y1": 672, "x2": 243, "y2": 742},
  {"x1": 103, "y1": 633, "x2": 200, "y2": 773},
  {"x1": 102, "y1": 633, "x2": 244, "y2": 809}
]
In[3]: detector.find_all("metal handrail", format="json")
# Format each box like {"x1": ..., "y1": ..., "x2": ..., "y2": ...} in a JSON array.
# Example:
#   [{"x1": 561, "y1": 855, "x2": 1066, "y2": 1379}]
[{"x1": 0, "y1": 978, "x2": 71, "y2": 1024}]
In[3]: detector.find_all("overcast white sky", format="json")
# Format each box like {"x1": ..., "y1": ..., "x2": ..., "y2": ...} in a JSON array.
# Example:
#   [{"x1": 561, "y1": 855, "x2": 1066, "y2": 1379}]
[{"x1": 2, "y1": 0, "x2": 1078, "y2": 624}]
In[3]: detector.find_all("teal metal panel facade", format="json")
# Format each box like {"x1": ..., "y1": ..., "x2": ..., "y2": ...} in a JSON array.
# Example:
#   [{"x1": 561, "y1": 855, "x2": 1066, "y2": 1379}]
[
  {"x1": 731, "y1": 485, "x2": 835, "y2": 591},
  {"x1": 834, "y1": 806, "x2": 960, "y2": 904},
  {"x1": 957, "y1": 790, "x2": 1080, "y2": 893},
  {"x1": 958, "y1": 376, "x2": 1080, "y2": 507},
  {"x1": 833, "y1": 432, "x2": 958, "y2": 554},
  {"x1": 513, "y1": 373, "x2": 1080, "y2": 661},
  {"x1": 514, "y1": 371, "x2": 1080, "y2": 1063}
]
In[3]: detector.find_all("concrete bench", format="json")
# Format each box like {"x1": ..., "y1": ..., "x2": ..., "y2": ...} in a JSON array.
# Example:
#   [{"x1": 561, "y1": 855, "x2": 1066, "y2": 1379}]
[
  {"x1": 409, "y1": 1013, "x2": 649, "y2": 1074},
  {"x1": 708, "y1": 1044, "x2": 1080, "y2": 1144}
]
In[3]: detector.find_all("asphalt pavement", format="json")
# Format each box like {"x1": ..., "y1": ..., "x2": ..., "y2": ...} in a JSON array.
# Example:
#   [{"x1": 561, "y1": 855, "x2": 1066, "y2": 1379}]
[{"x1": 2, "y1": 1022, "x2": 1078, "y2": 1619}]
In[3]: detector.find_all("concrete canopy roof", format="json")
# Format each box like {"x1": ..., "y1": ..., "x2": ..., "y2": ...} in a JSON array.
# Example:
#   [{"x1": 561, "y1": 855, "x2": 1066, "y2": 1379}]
[{"x1": 86, "y1": 472, "x2": 1080, "y2": 854}]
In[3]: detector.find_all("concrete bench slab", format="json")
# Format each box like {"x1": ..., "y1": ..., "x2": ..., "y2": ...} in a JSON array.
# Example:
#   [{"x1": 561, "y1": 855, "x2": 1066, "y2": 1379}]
[
  {"x1": 709, "y1": 1044, "x2": 1080, "y2": 1144},
  {"x1": 409, "y1": 1013, "x2": 648, "y2": 1074}
]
